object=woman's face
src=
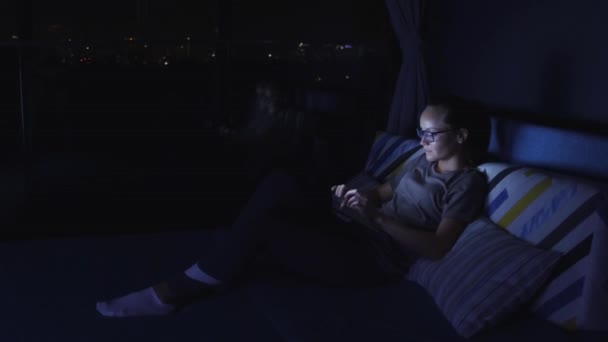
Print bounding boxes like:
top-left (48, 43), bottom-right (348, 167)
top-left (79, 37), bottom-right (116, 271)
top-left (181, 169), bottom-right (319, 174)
top-left (418, 106), bottom-right (462, 163)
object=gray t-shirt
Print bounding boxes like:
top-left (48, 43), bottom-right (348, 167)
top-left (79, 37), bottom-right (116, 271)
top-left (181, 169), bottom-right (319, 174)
top-left (381, 154), bottom-right (487, 231)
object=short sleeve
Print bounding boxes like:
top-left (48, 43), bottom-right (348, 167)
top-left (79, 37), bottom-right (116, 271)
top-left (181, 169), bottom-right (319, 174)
top-left (442, 171), bottom-right (488, 222)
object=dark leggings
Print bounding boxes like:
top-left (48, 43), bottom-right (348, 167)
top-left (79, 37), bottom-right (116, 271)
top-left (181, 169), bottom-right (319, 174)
top-left (196, 170), bottom-right (411, 287)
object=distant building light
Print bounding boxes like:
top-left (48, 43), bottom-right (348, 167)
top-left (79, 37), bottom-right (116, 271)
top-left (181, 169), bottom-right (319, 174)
top-left (144, 44), bottom-right (148, 48)
top-left (344, 44), bottom-right (352, 49)
top-left (11, 35), bottom-right (19, 40)
top-left (186, 36), bottom-right (191, 41)
top-left (299, 42), bottom-right (304, 48)
top-left (67, 38), bottom-right (72, 42)
top-left (211, 53), bottom-right (216, 58)
top-left (268, 53), bottom-right (272, 58)
top-left (345, 75), bottom-right (350, 80)
top-left (85, 46), bottom-right (90, 50)
top-left (316, 76), bottom-right (322, 82)
top-left (163, 61), bottom-right (169, 66)
top-left (180, 45), bottom-right (184, 49)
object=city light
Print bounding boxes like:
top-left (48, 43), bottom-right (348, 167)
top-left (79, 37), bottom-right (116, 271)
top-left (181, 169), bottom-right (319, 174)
top-left (345, 75), bottom-right (350, 79)
top-left (32, 33), bottom-right (367, 68)
top-left (11, 35), bottom-right (19, 40)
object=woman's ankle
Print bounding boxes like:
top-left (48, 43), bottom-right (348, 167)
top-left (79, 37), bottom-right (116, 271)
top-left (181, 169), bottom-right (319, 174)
top-left (151, 282), bottom-right (173, 305)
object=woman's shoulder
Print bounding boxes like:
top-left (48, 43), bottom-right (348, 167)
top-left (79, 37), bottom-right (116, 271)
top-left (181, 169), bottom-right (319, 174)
top-left (454, 167), bottom-right (488, 191)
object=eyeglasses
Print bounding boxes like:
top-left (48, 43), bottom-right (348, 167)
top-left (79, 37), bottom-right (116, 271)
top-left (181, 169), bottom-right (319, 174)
top-left (416, 128), bottom-right (457, 142)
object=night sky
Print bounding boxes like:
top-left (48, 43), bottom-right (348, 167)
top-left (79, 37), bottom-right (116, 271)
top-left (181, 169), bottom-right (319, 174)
top-left (2, 0), bottom-right (391, 43)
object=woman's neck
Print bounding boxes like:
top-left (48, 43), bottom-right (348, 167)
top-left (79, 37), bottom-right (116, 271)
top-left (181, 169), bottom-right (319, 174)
top-left (436, 154), bottom-right (470, 173)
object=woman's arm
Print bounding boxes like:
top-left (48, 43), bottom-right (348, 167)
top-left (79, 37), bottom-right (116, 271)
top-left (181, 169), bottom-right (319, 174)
top-left (374, 215), bottom-right (468, 261)
top-left (332, 181), bottom-right (393, 208)
top-left (341, 185), bottom-right (468, 260)
top-left (363, 181), bottom-right (393, 206)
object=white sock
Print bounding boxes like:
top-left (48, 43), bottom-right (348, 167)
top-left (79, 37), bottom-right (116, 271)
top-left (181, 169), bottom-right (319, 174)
top-left (97, 264), bottom-right (221, 317)
top-left (96, 287), bottom-right (174, 317)
top-left (184, 263), bottom-right (222, 286)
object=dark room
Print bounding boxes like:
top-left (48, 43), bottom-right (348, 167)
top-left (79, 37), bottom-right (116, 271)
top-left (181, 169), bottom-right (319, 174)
top-left (1, 0), bottom-right (607, 341)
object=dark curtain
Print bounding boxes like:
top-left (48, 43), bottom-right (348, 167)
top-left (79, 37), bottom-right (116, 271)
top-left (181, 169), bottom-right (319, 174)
top-left (384, 0), bottom-right (428, 136)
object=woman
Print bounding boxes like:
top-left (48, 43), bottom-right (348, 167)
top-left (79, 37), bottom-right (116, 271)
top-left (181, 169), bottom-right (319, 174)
top-left (96, 102), bottom-right (490, 317)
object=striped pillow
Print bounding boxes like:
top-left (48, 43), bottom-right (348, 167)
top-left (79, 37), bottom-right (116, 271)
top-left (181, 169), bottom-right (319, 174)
top-left (407, 217), bottom-right (562, 338)
top-left (478, 163), bottom-right (608, 331)
top-left (364, 131), bottom-right (422, 182)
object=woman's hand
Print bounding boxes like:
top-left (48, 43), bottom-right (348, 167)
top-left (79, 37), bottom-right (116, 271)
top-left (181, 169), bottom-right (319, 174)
top-left (331, 184), bottom-right (349, 200)
top-left (345, 189), bottom-right (380, 219)
top-left (331, 185), bottom-right (379, 219)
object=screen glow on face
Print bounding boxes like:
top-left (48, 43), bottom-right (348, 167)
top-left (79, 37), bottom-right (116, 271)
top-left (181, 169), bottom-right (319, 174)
top-left (416, 128), bottom-right (456, 143)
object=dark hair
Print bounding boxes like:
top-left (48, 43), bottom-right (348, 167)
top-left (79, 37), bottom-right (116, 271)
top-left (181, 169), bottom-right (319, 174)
top-left (425, 97), bottom-right (492, 166)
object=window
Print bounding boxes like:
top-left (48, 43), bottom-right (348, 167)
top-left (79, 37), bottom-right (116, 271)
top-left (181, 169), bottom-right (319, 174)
top-left (227, 0), bottom-right (396, 125)
top-left (7, 1), bottom-right (397, 160)
top-left (0, 1), bottom-right (17, 41)
top-left (0, 1), bottom-right (20, 159)
top-left (24, 1), bottom-right (222, 159)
